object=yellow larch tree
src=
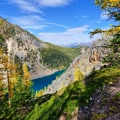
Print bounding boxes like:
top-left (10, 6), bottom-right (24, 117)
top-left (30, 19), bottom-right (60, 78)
top-left (90, 0), bottom-right (120, 37)
top-left (0, 45), bottom-right (20, 109)
top-left (74, 67), bottom-right (83, 81)
top-left (22, 63), bottom-right (31, 87)
top-left (95, 0), bottom-right (120, 9)
top-left (35, 90), bottom-right (44, 98)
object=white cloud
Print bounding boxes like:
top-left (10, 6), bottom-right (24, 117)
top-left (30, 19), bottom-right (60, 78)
top-left (7, 0), bottom-right (74, 13)
top-left (9, 0), bottom-right (42, 13)
top-left (45, 22), bottom-right (69, 29)
top-left (10, 15), bottom-right (48, 30)
top-left (10, 15), bottom-right (70, 30)
top-left (100, 11), bottom-right (109, 20)
top-left (66, 25), bottom-right (88, 33)
top-left (10, 15), bottom-right (44, 26)
top-left (35, 0), bottom-right (73, 7)
top-left (38, 25), bottom-right (99, 46)
top-left (22, 25), bottom-right (47, 30)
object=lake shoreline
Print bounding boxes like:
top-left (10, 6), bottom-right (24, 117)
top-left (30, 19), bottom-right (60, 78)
top-left (31, 69), bottom-right (66, 92)
top-left (31, 69), bottom-right (58, 80)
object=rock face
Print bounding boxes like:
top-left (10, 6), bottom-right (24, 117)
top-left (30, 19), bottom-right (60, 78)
top-left (0, 17), bottom-right (57, 79)
top-left (44, 38), bottom-right (111, 94)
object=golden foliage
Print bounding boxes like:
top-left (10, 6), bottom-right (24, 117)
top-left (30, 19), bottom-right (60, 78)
top-left (35, 90), bottom-right (44, 98)
top-left (95, 0), bottom-right (120, 9)
top-left (90, 0), bottom-right (120, 37)
top-left (74, 67), bottom-right (83, 81)
top-left (0, 47), bottom-right (19, 98)
top-left (0, 80), bottom-right (5, 98)
top-left (90, 26), bottom-right (120, 37)
top-left (22, 63), bottom-right (31, 86)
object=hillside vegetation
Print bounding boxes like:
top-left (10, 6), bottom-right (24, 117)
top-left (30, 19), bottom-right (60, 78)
top-left (46, 42), bottom-right (87, 60)
top-left (25, 66), bottom-right (120, 120)
top-left (40, 43), bottom-right (87, 69)
top-left (40, 47), bottom-right (71, 69)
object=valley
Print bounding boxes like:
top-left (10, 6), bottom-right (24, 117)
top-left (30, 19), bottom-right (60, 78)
top-left (0, 17), bottom-right (86, 79)
top-left (0, 0), bottom-right (120, 120)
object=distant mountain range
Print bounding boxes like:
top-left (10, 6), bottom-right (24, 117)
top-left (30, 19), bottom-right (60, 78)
top-left (62, 41), bottom-right (92, 48)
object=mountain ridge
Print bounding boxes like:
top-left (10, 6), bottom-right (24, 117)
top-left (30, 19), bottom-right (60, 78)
top-left (44, 37), bottom-right (111, 94)
top-left (0, 17), bottom-right (84, 79)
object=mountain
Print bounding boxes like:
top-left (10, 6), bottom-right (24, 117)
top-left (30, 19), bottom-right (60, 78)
top-left (1, 17), bottom-right (120, 120)
top-left (0, 17), bottom-right (85, 79)
top-left (25, 36), bottom-right (120, 120)
top-left (45, 42), bottom-right (88, 60)
top-left (63, 42), bottom-right (92, 48)
top-left (44, 37), bottom-right (111, 94)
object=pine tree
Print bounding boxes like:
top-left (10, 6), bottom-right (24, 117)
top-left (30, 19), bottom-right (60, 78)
top-left (0, 19), bottom-right (18, 100)
top-left (0, 19), bottom-right (33, 119)
top-left (90, 0), bottom-right (120, 66)
top-left (10, 69), bottom-right (33, 119)
top-left (103, 34), bottom-right (120, 66)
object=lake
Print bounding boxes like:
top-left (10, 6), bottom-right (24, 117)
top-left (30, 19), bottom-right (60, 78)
top-left (32, 69), bottom-right (65, 92)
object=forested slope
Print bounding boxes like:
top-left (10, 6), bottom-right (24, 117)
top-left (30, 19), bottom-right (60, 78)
top-left (40, 43), bottom-right (88, 69)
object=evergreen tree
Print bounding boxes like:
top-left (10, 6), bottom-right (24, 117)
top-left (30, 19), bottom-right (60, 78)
top-left (90, 0), bottom-right (120, 37)
top-left (0, 19), bottom-right (33, 120)
top-left (10, 64), bottom-right (33, 119)
top-left (90, 0), bottom-right (120, 66)
top-left (103, 34), bottom-right (120, 66)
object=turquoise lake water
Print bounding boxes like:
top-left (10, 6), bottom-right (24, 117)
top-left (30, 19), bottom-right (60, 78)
top-left (32, 70), bottom-right (65, 92)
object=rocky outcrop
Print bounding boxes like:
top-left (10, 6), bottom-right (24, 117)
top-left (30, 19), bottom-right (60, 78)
top-left (44, 38), bottom-right (111, 94)
top-left (5, 26), bottom-right (58, 79)
top-left (0, 17), bottom-right (57, 79)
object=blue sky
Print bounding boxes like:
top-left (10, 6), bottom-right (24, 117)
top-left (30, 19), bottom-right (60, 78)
top-left (0, 0), bottom-right (115, 46)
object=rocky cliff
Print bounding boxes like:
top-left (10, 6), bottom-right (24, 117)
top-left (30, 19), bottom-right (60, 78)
top-left (44, 38), bottom-right (111, 94)
top-left (0, 17), bottom-right (58, 79)
top-left (0, 17), bottom-right (82, 80)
